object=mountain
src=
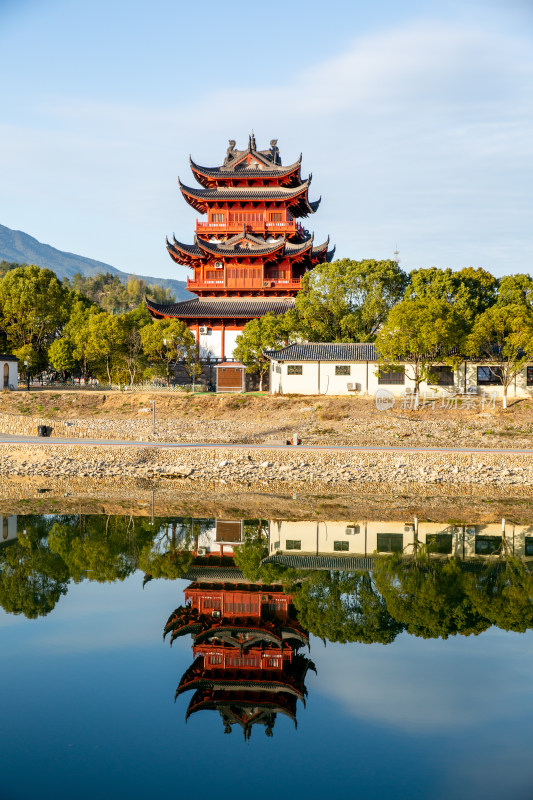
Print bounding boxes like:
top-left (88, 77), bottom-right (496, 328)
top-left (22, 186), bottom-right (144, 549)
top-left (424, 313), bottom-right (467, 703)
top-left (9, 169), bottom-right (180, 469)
top-left (0, 223), bottom-right (193, 301)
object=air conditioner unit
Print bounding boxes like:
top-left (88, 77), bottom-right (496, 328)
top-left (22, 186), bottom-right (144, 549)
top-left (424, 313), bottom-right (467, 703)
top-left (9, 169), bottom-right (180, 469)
top-left (345, 525), bottom-right (360, 535)
top-left (465, 526), bottom-right (476, 536)
top-left (214, 261), bottom-right (223, 269)
top-left (198, 326), bottom-right (209, 335)
top-left (404, 524), bottom-right (415, 533)
top-left (197, 546), bottom-right (208, 556)
top-left (211, 610), bottom-right (221, 619)
top-left (347, 383), bottom-right (361, 392)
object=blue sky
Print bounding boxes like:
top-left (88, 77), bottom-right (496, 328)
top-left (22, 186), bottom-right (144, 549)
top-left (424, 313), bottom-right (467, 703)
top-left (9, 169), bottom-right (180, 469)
top-left (1, 0), bottom-right (532, 282)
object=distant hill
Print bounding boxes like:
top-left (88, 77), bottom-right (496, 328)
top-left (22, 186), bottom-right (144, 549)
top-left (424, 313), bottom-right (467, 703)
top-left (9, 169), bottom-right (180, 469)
top-left (0, 223), bottom-right (193, 301)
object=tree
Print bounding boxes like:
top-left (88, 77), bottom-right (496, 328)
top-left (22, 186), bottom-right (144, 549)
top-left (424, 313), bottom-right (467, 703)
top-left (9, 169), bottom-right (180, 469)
top-left (84, 311), bottom-right (126, 383)
top-left (0, 265), bottom-right (71, 369)
top-left (467, 303), bottom-right (533, 408)
top-left (375, 297), bottom-right (463, 407)
top-left (140, 318), bottom-right (196, 385)
top-left (234, 313), bottom-right (292, 391)
top-left (497, 274), bottom-right (533, 309)
top-left (407, 267), bottom-right (498, 327)
top-left (48, 337), bottom-right (76, 379)
top-left (293, 259), bottom-right (408, 342)
top-left (117, 307), bottom-right (150, 385)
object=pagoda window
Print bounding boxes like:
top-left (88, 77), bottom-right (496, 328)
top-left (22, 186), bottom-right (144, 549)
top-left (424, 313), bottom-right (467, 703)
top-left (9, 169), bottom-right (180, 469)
top-left (212, 213), bottom-right (225, 223)
top-left (228, 211), bottom-right (264, 225)
top-left (269, 212), bottom-right (283, 222)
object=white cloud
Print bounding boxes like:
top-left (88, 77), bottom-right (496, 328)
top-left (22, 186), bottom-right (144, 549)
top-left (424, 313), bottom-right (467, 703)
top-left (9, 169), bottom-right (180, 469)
top-left (313, 630), bottom-right (533, 732)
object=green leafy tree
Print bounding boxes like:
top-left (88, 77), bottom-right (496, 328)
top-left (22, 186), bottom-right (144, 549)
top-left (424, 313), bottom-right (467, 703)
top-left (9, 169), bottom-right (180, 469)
top-left (116, 307), bottom-right (150, 385)
top-left (84, 311), bottom-right (126, 383)
top-left (140, 318), bottom-right (196, 385)
top-left (0, 265), bottom-right (71, 369)
top-left (376, 297), bottom-right (464, 406)
top-left (294, 259), bottom-right (408, 342)
top-left (234, 313), bottom-right (292, 390)
top-left (407, 267), bottom-right (498, 327)
top-left (467, 303), bottom-right (533, 408)
top-left (48, 336), bottom-right (77, 379)
top-left (138, 518), bottom-right (208, 579)
top-left (497, 274), bottom-right (533, 308)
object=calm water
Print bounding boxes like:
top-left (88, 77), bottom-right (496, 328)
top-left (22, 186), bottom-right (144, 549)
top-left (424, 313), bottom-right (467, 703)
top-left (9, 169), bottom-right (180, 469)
top-left (2, 511), bottom-right (533, 800)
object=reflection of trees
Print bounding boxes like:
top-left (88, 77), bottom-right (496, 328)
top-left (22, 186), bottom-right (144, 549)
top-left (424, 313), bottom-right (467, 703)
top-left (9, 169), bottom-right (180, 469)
top-left (233, 520), bottom-right (291, 584)
top-left (372, 556), bottom-right (490, 639)
top-left (0, 514), bottom-right (201, 618)
top-left (463, 557), bottom-right (533, 633)
top-left (138, 518), bottom-right (212, 579)
top-left (48, 515), bottom-right (156, 583)
top-left (290, 571), bottom-right (403, 644)
top-left (0, 516), bottom-right (69, 618)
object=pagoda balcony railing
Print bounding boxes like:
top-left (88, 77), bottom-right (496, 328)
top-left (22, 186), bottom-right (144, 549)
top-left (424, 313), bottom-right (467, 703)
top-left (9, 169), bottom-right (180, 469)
top-left (196, 221), bottom-right (304, 237)
top-left (186, 277), bottom-right (301, 291)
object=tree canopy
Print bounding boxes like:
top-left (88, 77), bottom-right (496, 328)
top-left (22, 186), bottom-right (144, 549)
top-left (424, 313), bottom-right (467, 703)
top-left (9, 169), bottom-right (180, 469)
top-left (293, 259), bottom-right (408, 342)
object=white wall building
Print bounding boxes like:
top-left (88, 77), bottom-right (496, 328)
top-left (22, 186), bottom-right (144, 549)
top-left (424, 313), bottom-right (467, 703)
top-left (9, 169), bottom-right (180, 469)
top-left (1, 356), bottom-right (18, 389)
top-left (265, 343), bottom-right (533, 399)
top-left (266, 519), bottom-right (533, 560)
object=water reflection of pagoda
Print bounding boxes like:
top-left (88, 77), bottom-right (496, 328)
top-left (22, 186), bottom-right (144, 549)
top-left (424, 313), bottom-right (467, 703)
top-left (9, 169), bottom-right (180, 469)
top-left (165, 580), bottom-right (315, 739)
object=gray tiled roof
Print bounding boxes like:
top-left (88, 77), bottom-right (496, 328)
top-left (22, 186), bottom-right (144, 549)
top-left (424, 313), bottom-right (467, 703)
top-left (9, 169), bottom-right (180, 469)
top-left (190, 156), bottom-right (302, 178)
top-left (178, 178), bottom-right (311, 201)
top-left (263, 342), bottom-right (379, 362)
top-left (146, 297), bottom-right (295, 319)
top-left (261, 554), bottom-right (377, 570)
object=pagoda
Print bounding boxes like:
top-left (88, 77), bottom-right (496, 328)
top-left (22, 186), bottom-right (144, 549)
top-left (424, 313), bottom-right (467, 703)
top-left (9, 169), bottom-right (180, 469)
top-left (165, 580), bottom-right (315, 739)
top-left (146, 134), bottom-right (334, 360)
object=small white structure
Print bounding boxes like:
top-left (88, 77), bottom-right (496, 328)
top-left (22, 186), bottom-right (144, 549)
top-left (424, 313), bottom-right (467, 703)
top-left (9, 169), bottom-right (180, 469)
top-left (265, 343), bottom-right (533, 399)
top-left (0, 355), bottom-right (18, 390)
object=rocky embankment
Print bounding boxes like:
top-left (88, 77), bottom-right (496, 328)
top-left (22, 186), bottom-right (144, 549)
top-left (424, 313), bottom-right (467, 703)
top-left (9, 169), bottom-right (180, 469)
top-left (1, 444), bottom-right (533, 495)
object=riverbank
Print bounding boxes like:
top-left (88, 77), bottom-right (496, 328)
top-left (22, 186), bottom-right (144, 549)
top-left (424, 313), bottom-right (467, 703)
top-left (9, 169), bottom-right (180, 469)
top-left (1, 442), bottom-right (533, 494)
top-left (0, 474), bottom-right (531, 523)
top-left (1, 390), bottom-right (533, 449)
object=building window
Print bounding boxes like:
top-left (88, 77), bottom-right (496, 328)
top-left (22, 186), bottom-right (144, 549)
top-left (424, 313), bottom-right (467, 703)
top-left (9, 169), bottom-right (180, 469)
top-left (335, 365), bottom-right (350, 376)
top-left (525, 537), bottom-right (533, 556)
top-left (270, 212), bottom-right (283, 222)
top-left (333, 541), bottom-right (349, 551)
top-left (428, 366), bottom-right (454, 386)
top-left (378, 368), bottom-right (405, 385)
top-left (212, 213), bottom-right (225, 223)
top-left (286, 540), bottom-right (301, 550)
top-left (426, 533), bottom-right (453, 554)
top-left (377, 533), bottom-right (403, 553)
top-left (477, 366), bottom-right (503, 385)
top-left (475, 536), bottom-right (502, 555)
top-left (527, 367), bottom-right (533, 386)
top-left (287, 365), bottom-right (303, 375)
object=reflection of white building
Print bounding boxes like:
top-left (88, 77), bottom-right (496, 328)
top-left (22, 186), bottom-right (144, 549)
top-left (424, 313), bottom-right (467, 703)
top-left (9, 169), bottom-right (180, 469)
top-left (0, 515), bottom-right (18, 544)
top-left (196, 519), bottom-right (244, 557)
top-left (266, 519), bottom-right (533, 561)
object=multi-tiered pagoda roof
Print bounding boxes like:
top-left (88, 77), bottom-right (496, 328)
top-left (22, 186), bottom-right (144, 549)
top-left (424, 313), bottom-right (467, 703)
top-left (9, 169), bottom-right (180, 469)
top-left (146, 135), bottom-right (334, 342)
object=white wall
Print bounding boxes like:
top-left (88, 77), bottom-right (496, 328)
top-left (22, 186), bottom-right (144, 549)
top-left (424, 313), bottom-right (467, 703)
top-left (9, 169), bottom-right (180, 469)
top-left (3, 361), bottom-right (17, 389)
top-left (198, 329), bottom-right (222, 359)
top-left (269, 360), bottom-right (533, 399)
top-left (267, 519), bottom-right (532, 559)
